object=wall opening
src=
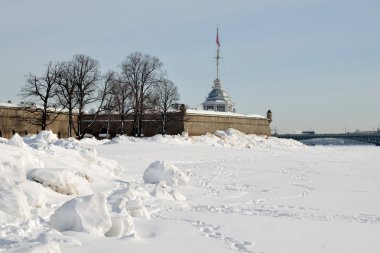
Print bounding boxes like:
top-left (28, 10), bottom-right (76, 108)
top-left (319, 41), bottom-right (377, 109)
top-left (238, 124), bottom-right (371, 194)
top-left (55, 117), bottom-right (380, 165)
top-left (12, 130), bottom-right (15, 135)
top-left (58, 131), bottom-right (61, 138)
top-left (99, 127), bottom-right (108, 138)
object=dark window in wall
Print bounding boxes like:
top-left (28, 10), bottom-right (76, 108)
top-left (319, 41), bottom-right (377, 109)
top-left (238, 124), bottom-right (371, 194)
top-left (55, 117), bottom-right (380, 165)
top-left (36, 131), bottom-right (39, 134)
top-left (58, 131), bottom-right (61, 138)
top-left (99, 127), bottom-right (109, 138)
top-left (99, 127), bottom-right (107, 134)
top-left (0, 130), bottom-right (2, 137)
top-left (12, 130), bottom-right (15, 135)
top-left (24, 130), bottom-right (28, 136)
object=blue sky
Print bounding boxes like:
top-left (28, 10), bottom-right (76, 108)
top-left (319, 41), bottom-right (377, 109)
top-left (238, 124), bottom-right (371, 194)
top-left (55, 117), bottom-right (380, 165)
top-left (1, 0), bottom-right (379, 133)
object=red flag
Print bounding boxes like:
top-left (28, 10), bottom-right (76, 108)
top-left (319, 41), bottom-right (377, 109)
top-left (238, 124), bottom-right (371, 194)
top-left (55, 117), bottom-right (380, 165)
top-left (216, 28), bottom-right (220, 47)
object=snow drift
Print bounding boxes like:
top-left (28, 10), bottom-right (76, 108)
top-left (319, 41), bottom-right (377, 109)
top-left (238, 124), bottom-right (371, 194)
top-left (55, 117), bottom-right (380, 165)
top-left (107, 128), bottom-right (304, 149)
top-left (50, 193), bottom-right (112, 236)
top-left (27, 168), bottom-right (92, 195)
top-left (143, 160), bottom-right (189, 186)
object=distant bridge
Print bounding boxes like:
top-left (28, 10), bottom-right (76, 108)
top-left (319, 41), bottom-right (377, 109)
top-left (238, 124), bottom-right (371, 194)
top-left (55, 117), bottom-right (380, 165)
top-left (275, 133), bottom-right (380, 146)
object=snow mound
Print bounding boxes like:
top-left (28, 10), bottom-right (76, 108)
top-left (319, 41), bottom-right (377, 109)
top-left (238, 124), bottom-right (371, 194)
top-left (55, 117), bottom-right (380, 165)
top-left (18, 181), bottom-right (48, 208)
top-left (147, 134), bottom-right (188, 145)
top-left (110, 135), bottom-right (136, 144)
top-left (105, 214), bottom-right (135, 237)
top-left (53, 137), bottom-right (81, 150)
top-left (50, 193), bottom-right (112, 236)
top-left (120, 128), bottom-right (304, 149)
top-left (143, 160), bottom-right (189, 186)
top-left (80, 137), bottom-right (108, 146)
top-left (80, 148), bottom-right (98, 163)
top-left (150, 181), bottom-right (186, 201)
top-left (108, 186), bottom-right (151, 218)
top-left (8, 133), bottom-right (28, 149)
top-left (191, 132), bottom-right (225, 147)
top-left (36, 130), bottom-right (58, 143)
top-left (23, 130), bottom-right (59, 150)
top-left (0, 183), bottom-right (30, 222)
top-left (0, 144), bottom-right (42, 184)
top-left (191, 128), bottom-right (305, 149)
top-left (27, 168), bottom-right (92, 195)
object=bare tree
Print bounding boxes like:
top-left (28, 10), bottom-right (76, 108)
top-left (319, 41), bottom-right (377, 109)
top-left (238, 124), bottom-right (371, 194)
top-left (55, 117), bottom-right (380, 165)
top-left (56, 55), bottom-right (114, 139)
top-left (70, 54), bottom-right (101, 137)
top-left (153, 79), bottom-right (180, 135)
top-left (120, 52), bottom-right (164, 136)
top-left (110, 75), bottom-right (133, 135)
top-left (55, 61), bottom-right (77, 137)
top-left (21, 61), bottom-right (63, 130)
top-left (79, 71), bottom-right (115, 138)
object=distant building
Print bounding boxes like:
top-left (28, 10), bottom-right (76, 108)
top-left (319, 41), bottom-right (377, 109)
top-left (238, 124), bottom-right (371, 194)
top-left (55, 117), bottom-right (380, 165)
top-left (202, 28), bottom-right (235, 113)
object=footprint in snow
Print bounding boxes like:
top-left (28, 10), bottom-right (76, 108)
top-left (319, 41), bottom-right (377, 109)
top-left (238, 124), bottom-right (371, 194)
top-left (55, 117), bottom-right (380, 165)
top-left (191, 220), bottom-right (254, 253)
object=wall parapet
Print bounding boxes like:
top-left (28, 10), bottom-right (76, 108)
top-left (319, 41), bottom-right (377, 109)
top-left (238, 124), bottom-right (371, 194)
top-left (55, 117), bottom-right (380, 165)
top-left (183, 110), bottom-right (271, 136)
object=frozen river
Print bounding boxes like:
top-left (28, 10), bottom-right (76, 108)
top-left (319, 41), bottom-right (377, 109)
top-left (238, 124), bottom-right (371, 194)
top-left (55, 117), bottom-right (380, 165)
top-left (1, 130), bottom-right (379, 253)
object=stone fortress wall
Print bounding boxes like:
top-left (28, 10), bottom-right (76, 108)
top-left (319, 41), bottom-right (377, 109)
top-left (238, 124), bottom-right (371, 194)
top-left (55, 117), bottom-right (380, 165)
top-left (0, 104), bottom-right (74, 139)
top-left (184, 112), bottom-right (271, 136)
top-left (0, 104), bottom-right (272, 139)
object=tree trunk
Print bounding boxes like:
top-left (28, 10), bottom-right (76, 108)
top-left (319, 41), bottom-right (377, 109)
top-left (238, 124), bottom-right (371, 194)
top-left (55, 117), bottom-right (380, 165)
top-left (120, 114), bottom-right (125, 135)
top-left (68, 109), bottom-right (72, 138)
top-left (162, 112), bottom-right (166, 135)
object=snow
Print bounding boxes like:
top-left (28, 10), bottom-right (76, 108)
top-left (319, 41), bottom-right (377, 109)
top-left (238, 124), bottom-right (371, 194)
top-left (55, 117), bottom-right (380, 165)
top-left (105, 214), bottom-right (135, 237)
top-left (27, 168), bottom-right (92, 195)
top-left (0, 183), bottom-right (30, 223)
top-left (108, 186), bottom-right (151, 219)
top-left (50, 193), bottom-right (112, 236)
top-left (143, 160), bottom-right (189, 186)
top-left (150, 181), bottom-right (186, 201)
top-left (186, 109), bottom-right (266, 118)
top-left (0, 102), bottom-right (20, 108)
top-left (8, 134), bottom-right (29, 149)
top-left (0, 129), bottom-right (379, 253)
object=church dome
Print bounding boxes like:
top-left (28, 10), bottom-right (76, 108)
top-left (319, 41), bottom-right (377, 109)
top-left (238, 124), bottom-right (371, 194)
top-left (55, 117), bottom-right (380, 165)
top-left (202, 79), bottom-right (235, 112)
top-left (205, 88), bottom-right (232, 103)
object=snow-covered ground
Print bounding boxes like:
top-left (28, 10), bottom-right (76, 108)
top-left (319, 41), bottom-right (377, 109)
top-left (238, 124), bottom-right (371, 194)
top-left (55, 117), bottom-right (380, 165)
top-left (0, 129), bottom-right (379, 253)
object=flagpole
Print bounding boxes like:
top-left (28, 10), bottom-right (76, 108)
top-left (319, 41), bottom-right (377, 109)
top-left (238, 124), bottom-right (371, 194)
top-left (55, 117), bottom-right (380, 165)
top-left (216, 27), bottom-right (220, 80)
